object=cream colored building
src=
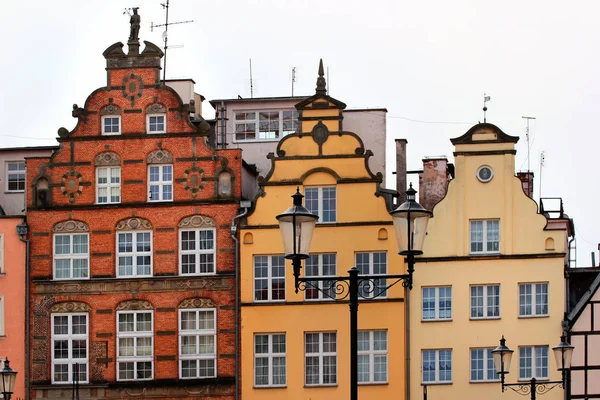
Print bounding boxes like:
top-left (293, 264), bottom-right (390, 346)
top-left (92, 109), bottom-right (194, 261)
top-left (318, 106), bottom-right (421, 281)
top-left (408, 123), bottom-right (573, 399)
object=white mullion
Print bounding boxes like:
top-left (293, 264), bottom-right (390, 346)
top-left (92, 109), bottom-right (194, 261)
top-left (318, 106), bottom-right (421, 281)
top-left (319, 333), bottom-right (324, 385)
top-left (268, 335), bottom-right (274, 386)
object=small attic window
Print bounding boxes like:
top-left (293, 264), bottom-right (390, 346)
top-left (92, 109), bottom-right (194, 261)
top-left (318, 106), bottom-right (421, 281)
top-left (102, 116), bottom-right (121, 135)
top-left (146, 104), bottom-right (167, 134)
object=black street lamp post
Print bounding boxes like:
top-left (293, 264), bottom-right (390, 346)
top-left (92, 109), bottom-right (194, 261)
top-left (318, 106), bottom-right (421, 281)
top-left (0, 358), bottom-right (18, 400)
top-left (492, 335), bottom-right (574, 400)
top-left (276, 185), bottom-right (431, 400)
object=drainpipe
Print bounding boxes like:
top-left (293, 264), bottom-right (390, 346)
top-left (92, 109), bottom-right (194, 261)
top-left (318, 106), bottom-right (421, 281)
top-left (17, 219), bottom-right (30, 400)
top-left (231, 201), bottom-right (251, 400)
top-left (405, 286), bottom-right (411, 400)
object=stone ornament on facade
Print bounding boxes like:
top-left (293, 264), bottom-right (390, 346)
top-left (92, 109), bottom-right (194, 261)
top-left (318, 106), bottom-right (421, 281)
top-left (116, 217), bottom-right (152, 231)
top-left (95, 152), bottom-right (121, 166)
top-left (147, 149), bottom-right (173, 164)
top-left (122, 73), bottom-right (144, 106)
top-left (61, 171), bottom-right (84, 203)
top-left (116, 299), bottom-right (153, 311)
top-left (178, 215), bottom-right (216, 229)
top-left (53, 220), bottom-right (90, 233)
top-left (146, 103), bottom-right (166, 114)
top-left (100, 105), bottom-right (121, 115)
top-left (183, 166), bottom-right (205, 198)
top-left (50, 301), bottom-right (91, 313)
top-left (179, 298), bottom-right (216, 309)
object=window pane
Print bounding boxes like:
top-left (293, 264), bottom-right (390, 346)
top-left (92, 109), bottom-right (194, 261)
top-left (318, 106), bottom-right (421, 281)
top-left (439, 350), bottom-right (452, 381)
top-left (438, 287), bottom-right (452, 319)
top-left (535, 284), bottom-right (548, 315)
top-left (180, 311), bottom-right (196, 331)
top-left (422, 351), bottom-right (436, 382)
top-left (423, 288), bottom-right (436, 320)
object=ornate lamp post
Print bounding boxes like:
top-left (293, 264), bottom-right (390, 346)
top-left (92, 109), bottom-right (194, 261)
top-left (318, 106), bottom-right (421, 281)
top-left (276, 184), bottom-right (431, 400)
top-left (492, 335), bottom-right (574, 400)
top-left (0, 358), bottom-right (18, 400)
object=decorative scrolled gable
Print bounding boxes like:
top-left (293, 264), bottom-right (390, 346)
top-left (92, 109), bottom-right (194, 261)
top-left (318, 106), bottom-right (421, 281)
top-left (179, 298), bottom-right (216, 309)
top-left (147, 149), bottom-right (173, 164)
top-left (100, 104), bottom-right (122, 115)
top-left (116, 217), bottom-right (152, 231)
top-left (95, 152), bottom-right (121, 166)
top-left (50, 301), bottom-right (91, 313)
top-left (146, 103), bottom-right (166, 114)
top-left (178, 215), bottom-right (216, 229)
top-left (117, 300), bottom-right (153, 311)
top-left (53, 220), bottom-right (90, 233)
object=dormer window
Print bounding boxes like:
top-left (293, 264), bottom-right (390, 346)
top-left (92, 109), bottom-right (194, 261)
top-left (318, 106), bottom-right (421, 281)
top-left (146, 104), bottom-right (167, 134)
top-left (100, 105), bottom-right (122, 135)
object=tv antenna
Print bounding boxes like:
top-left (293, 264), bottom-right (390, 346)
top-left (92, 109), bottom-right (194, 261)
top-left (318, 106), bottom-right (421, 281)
top-left (151, 0), bottom-right (193, 84)
top-left (522, 116), bottom-right (536, 173)
top-left (539, 151), bottom-right (546, 201)
top-left (249, 59), bottom-right (254, 98)
top-left (291, 67), bottom-right (297, 96)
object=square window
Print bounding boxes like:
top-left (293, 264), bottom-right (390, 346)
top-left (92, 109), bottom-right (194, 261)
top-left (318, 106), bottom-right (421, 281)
top-left (53, 234), bottom-right (89, 280)
top-left (305, 187), bottom-right (337, 223)
top-left (148, 165), bottom-right (173, 202)
top-left (519, 346), bottom-right (548, 380)
top-left (102, 116), bottom-right (121, 135)
top-left (147, 114), bottom-right (166, 133)
top-left (254, 255), bottom-right (286, 302)
top-left (117, 231), bottom-right (152, 277)
top-left (470, 220), bottom-right (500, 254)
top-left (470, 285), bottom-right (500, 319)
top-left (422, 287), bottom-right (452, 320)
top-left (422, 349), bottom-right (452, 383)
top-left (519, 283), bottom-right (549, 317)
top-left (180, 229), bottom-right (215, 275)
top-left (6, 161), bottom-right (25, 192)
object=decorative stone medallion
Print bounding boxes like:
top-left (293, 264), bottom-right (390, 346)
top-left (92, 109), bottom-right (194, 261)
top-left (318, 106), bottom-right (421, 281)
top-left (116, 217), bottom-right (153, 231)
top-left (95, 152), bottom-right (121, 166)
top-left (178, 215), bottom-right (215, 229)
top-left (147, 149), bottom-right (173, 164)
top-left (122, 73), bottom-right (144, 106)
top-left (179, 298), bottom-right (216, 309)
top-left (183, 166), bottom-right (205, 198)
top-left (61, 171), bottom-right (83, 203)
top-left (53, 220), bottom-right (89, 233)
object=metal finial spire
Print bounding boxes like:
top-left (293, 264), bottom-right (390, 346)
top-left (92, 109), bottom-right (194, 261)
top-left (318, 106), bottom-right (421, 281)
top-left (316, 59), bottom-right (327, 95)
top-left (483, 93), bottom-right (491, 123)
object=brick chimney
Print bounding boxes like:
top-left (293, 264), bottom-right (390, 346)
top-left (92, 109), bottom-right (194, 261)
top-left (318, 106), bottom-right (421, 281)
top-left (395, 139), bottom-right (408, 204)
top-left (419, 157), bottom-right (451, 211)
top-left (516, 172), bottom-right (534, 198)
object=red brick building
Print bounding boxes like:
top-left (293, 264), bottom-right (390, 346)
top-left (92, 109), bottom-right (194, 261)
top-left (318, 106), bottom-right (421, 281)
top-left (26, 14), bottom-right (240, 399)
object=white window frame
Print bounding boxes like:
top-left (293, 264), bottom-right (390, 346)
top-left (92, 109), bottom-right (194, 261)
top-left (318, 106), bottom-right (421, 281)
top-left (305, 332), bottom-right (337, 386)
top-left (51, 313), bottom-right (89, 384)
top-left (304, 253), bottom-right (337, 301)
top-left (470, 348), bottom-right (500, 382)
top-left (358, 330), bottom-right (388, 384)
top-left (518, 346), bottom-right (549, 380)
top-left (179, 228), bottom-right (216, 275)
top-left (0, 296), bottom-right (4, 337)
top-left (519, 283), bottom-right (549, 317)
top-left (355, 252), bottom-right (387, 299)
top-left (147, 114), bottom-right (166, 134)
top-left (0, 233), bottom-right (4, 273)
top-left (6, 161), bottom-right (25, 192)
top-left (53, 233), bottom-right (90, 280)
top-left (305, 186), bottom-right (337, 223)
top-left (117, 310), bottom-right (154, 381)
top-left (253, 255), bottom-right (286, 302)
top-left (179, 308), bottom-right (217, 379)
top-left (470, 284), bottom-right (500, 319)
top-left (422, 286), bottom-right (452, 321)
top-left (470, 219), bottom-right (500, 254)
top-left (101, 115), bottom-right (121, 135)
top-left (96, 166), bottom-right (121, 204)
top-left (254, 333), bottom-right (287, 387)
top-left (422, 349), bottom-right (452, 384)
top-left (116, 231), bottom-right (153, 278)
top-left (233, 109), bottom-right (299, 142)
top-left (148, 164), bottom-right (173, 202)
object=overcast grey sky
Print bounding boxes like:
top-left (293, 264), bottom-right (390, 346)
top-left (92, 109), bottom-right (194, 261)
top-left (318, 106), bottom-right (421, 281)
top-left (1, 0), bottom-right (598, 265)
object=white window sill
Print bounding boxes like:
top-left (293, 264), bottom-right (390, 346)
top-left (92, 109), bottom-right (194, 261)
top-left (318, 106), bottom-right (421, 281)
top-left (518, 377), bottom-right (549, 382)
top-left (5, 190), bottom-right (24, 194)
top-left (470, 317), bottom-right (501, 321)
top-left (421, 318), bottom-right (453, 322)
top-left (53, 277), bottom-right (91, 281)
top-left (253, 385), bottom-right (287, 389)
top-left (233, 138), bottom-right (283, 144)
top-left (518, 314), bottom-right (549, 319)
top-left (422, 381), bottom-right (452, 385)
top-left (358, 381), bottom-right (389, 386)
top-left (470, 380), bottom-right (501, 384)
top-left (304, 384), bottom-right (338, 388)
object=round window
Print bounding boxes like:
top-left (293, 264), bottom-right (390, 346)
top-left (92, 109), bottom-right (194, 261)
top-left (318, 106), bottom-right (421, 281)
top-left (477, 165), bottom-right (494, 182)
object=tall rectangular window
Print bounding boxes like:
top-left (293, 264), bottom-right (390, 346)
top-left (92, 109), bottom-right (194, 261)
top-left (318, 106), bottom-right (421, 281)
top-left (96, 167), bottom-right (121, 204)
top-left (180, 229), bottom-right (216, 275)
top-left (305, 253), bottom-right (337, 301)
top-left (305, 186), bottom-right (337, 223)
top-left (51, 313), bottom-right (88, 384)
top-left (102, 116), bottom-right (121, 135)
top-left (305, 332), bottom-right (337, 386)
top-left (358, 330), bottom-right (388, 384)
top-left (234, 110), bottom-right (298, 141)
top-left (117, 231), bottom-right (152, 277)
top-left (470, 285), bottom-right (500, 319)
top-left (356, 252), bottom-right (387, 299)
top-left (254, 333), bottom-right (286, 387)
top-left (148, 165), bottom-right (173, 201)
top-left (519, 346), bottom-right (549, 380)
top-left (117, 311), bottom-right (153, 381)
top-left (0, 296), bottom-right (4, 337)
top-left (0, 232), bottom-right (5, 274)
top-left (519, 283), bottom-right (549, 317)
top-left (54, 233), bottom-right (89, 280)
top-left (470, 348), bottom-right (499, 382)
top-left (422, 349), bottom-right (452, 383)
top-left (422, 287), bottom-right (452, 320)
top-left (6, 161), bottom-right (25, 192)
top-left (147, 114), bottom-right (166, 133)
top-left (470, 220), bottom-right (500, 254)
top-left (179, 309), bottom-right (216, 379)
top-left (254, 255), bottom-right (285, 302)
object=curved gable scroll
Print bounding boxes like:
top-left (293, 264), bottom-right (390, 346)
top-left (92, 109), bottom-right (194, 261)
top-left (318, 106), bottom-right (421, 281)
top-left (179, 298), bottom-right (216, 309)
top-left (50, 301), bottom-right (91, 313)
top-left (147, 149), bottom-right (173, 164)
top-left (116, 217), bottom-right (152, 231)
top-left (100, 105), bottom-right (121, 115)
top-left (179, 215), bottom-right (216, 229)
top-left (95, 152), bottom-right (121, 166)
top-left (53, 220), bottom-right (89, 233)
top-left (116, 300), bottom-right (153, 311)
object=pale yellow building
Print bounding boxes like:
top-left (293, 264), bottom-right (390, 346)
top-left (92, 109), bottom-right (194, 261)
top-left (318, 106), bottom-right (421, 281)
top-left (240, 62), bottom-right (407, 399)
top-left (409, 123), bottom-right (573, 399)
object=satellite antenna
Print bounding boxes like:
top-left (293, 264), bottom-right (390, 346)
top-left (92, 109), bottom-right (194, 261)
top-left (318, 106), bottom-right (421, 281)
top-left (151, 0), bottom-right (194, 84)
top-left (291, 67), bottom-right (296, 96)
